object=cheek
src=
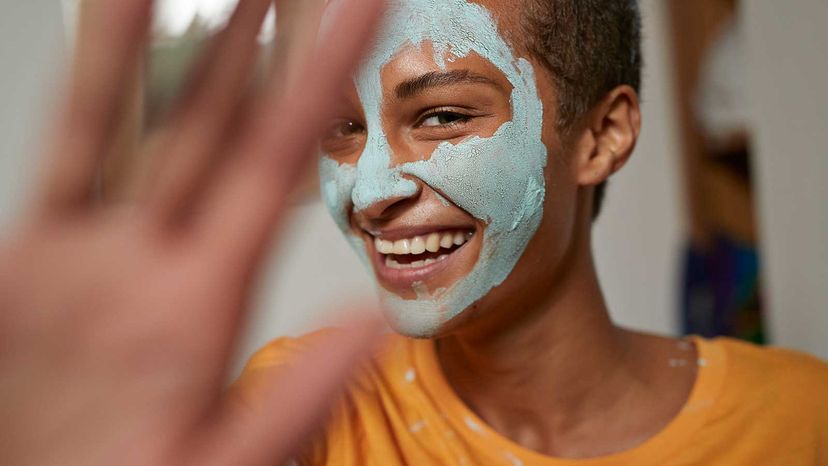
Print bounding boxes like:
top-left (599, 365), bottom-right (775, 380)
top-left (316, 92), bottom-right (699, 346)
top-left (400, 125), bottom-right (545, 235)
top-left (319, 156), bottom-right (363, 237)
top-left (519, 162), bottom-right (579, 275)
top-left (544, 143), bottom-right (581, 229)
top-left (319, 157), bottom-right (378, 268)
top-left (543, 163), bottom-right (576, 227)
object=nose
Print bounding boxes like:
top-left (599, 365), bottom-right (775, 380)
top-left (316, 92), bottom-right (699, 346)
top-left (355, 176), bottom-right (421, 220)
top-left (352, 131), bottom-right (420, 219)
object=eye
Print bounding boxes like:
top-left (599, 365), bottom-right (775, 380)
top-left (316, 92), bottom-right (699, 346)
top-left (321, 118), bottom-right (366, 157)
top-left (420, 111), bottom-right (472, 127)
top-left (328, 119), bottom-right (365, 138)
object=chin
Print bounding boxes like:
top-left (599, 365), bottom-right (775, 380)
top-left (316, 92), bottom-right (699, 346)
top-left (379, 291), bottom-right (479, 339)
top-left (380, 298), bottom-right (455, 339)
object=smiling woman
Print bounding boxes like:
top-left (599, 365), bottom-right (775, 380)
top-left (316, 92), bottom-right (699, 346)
top-left (319, 0), bottom-right (547, 337)
top-left (3, 1), bottom-right (824, 465)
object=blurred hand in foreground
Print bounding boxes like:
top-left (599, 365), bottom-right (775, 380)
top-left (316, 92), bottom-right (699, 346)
top-left (0, 0), bottom-right (384, 465)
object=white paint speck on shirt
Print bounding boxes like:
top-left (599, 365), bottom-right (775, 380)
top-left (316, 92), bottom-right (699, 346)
top-left (409, 419), bottom-right (427, 433)
top-left (503, 451), bottom-right (524, 466)
top-left (464, 417), bottom-right (484, 433)
top-left (405, 368), bottom-right (417, 383)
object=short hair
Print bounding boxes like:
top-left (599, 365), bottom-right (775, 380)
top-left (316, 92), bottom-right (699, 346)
top-left (521, 0), bottom-right (643, 220)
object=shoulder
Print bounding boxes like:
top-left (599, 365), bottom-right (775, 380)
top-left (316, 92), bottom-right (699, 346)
top-left (707, 337), bottom-right (828, 418)
top-left (716, 338), bottom-right (828, 387)
top-left (241, 330), bottom-right (334, 373)
top-left (235, 332), bottom-right (418, 465)
top-left (234, 330), bottom-right (415, 400)
top-left (229, 330), bottom-right (334, 409)
top-left (241, 329), bottom-right (414, 374)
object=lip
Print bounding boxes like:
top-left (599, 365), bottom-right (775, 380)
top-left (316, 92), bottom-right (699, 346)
top-left (366, 229), bottom-right (477, 291)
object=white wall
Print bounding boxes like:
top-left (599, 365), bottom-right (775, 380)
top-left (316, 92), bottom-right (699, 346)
top-left (743, 0), bottom-right (828, 359)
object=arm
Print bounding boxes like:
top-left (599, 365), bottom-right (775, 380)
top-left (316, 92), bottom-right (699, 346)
top-left (0, 1), bottom-right (384, 465)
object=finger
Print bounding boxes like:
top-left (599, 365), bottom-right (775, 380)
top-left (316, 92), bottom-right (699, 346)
top-left (271, 0), bottom-right (327, 93)
top-left (199, 0), bottom-right (385, 269)
top-left (188, 313), bottom-right (385, 466)
top-left (142, 0), bottom-right (273, 223)
top-left (37, 0), bottom-right (153, 214)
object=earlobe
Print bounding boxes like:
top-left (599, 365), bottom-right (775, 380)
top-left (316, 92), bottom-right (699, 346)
top-left (575, 85), bottom-right (641, 187)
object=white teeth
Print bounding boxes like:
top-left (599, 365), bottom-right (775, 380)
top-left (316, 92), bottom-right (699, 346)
top-left (410, 236), bottom-right (426, 255)
top-left (384, 253), bottom-right (452, 270)
top-left (376, 230), bottom-right (474, 262)
top-left (375, 238), bottom-right (394, 254)
top-left (426, 233), bottom-right (441, 253)
top-left (392, 239), bottom-right (411, 255)
top-left (385, 256), bottom-right (427, 270)
top-left (453, 232), bottom-right (466, 246)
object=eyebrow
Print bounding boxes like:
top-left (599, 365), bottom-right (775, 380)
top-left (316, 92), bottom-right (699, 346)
top-left (394, 70), bottom-right (499, 100)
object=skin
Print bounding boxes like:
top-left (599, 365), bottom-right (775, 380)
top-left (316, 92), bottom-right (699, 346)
top-left (0, 1), bottom-right (385, 465)
top-left (322, 0), bottom-right (699, 458)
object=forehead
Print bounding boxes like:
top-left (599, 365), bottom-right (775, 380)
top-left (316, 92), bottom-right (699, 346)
top-left (358, 0), bottom-right (520, 82)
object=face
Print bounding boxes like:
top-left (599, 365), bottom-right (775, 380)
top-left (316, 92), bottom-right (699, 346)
top-left (320, 0), bottom-right (580, 338)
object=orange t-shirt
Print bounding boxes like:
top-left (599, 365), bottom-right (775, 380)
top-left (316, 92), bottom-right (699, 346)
top-left (235, 333), bottom-right (828, 465)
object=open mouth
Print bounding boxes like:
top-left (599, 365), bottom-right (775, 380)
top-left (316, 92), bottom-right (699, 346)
top-left (366, 227), bottom-right (477, 290)
top-left (374, 230), bottom-right (474, 270)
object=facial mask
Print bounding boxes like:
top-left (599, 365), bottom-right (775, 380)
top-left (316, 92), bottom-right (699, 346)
top-left (319, 0), bottom-right (547, 337)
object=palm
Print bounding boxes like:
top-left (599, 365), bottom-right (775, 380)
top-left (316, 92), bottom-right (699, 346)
top-left (0, 1), bottom-right (383, 465)
top-left (3, 220), bottom-right (237, 465)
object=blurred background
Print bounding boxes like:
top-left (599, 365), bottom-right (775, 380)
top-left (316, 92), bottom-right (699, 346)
top-left (0, 0), bottom-right (825, 370)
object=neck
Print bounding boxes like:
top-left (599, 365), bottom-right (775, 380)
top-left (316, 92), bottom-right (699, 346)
top-left (435, 236), bottom-right (640, 453)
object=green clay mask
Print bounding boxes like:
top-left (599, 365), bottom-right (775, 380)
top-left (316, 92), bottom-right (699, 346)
top-left (319, 0), bottom-right (547, 337)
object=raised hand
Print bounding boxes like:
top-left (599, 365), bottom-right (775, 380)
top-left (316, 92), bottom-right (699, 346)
top-left (0, 1), bottom-right (383, 465)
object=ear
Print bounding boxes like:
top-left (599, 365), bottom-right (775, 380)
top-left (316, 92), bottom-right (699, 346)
top-left (573, 85), bottom-right (641, 187)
